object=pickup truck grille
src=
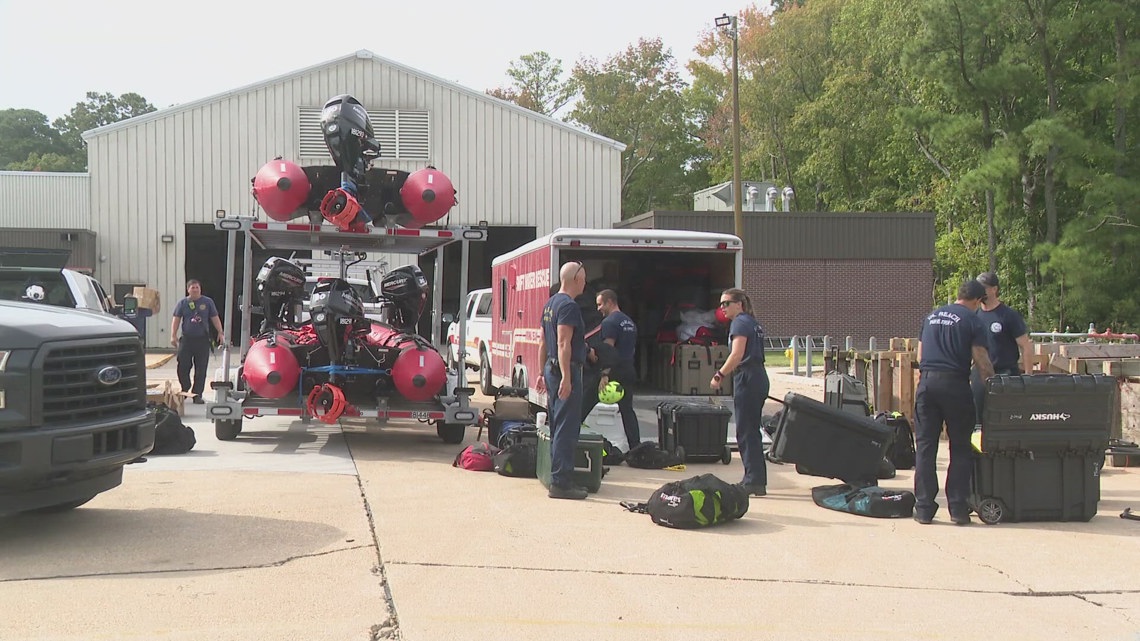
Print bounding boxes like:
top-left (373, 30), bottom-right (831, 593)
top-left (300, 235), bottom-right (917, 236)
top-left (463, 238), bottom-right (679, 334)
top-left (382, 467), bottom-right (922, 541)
top-left (41, 338), bottom-right (145, 424)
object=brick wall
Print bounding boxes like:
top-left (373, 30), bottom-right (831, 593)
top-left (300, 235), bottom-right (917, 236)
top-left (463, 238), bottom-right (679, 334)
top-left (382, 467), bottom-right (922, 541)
top-left (743, 259), bottom-right (932, 346)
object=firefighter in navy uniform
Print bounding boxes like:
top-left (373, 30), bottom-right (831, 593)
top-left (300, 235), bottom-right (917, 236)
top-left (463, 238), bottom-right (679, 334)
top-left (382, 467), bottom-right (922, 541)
top-left (536, 262), bottom-right (590, 500)
top-left (709, 288), bottom-right (769, 497)
top-left (914, 280), bottom-right (995, 525)
top-left (971, 271), bottom-right (1033, 426)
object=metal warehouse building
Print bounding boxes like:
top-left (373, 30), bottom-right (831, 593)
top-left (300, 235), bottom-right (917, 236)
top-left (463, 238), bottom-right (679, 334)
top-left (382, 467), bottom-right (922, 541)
top-left (11, 50), bottom-right (624, 347)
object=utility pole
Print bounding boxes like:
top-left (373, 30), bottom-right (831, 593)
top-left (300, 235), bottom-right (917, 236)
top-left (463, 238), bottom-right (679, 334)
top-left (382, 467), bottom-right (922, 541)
top-left (716, 13), bottom-right (744, 241)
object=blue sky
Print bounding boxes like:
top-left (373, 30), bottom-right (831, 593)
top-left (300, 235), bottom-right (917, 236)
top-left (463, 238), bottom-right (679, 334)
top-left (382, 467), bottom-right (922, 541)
top-left (0, 0), bottom-right (755, 120)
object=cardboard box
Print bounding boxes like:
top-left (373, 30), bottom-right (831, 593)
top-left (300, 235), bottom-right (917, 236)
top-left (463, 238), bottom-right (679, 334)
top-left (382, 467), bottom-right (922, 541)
top-left (132, 286), bottom-right (161, 313)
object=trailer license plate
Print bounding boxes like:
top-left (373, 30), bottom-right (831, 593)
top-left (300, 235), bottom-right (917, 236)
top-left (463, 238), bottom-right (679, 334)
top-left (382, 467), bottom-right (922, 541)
top-left (412, 411), bottom-right (430, 419)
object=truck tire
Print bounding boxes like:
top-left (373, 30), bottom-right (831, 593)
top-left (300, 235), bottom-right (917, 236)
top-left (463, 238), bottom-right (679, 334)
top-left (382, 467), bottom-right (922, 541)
top-left (437, 422), bottom-right (466, 444)
top-left (480, 351), bottom-right (497, 397)
top-left (215, 418), bottom-right (243, 441)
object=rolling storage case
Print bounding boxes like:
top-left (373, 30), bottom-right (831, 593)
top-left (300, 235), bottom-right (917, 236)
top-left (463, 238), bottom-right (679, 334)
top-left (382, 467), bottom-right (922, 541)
top-left (971, 449), bottom-right (1104, 524)
top-left (770, 392), bottom-right (893, 484)
top-left (824, 372), bottom-right (871, 416)
top-left (970, 374), bottom-right (1113, 524)
top-left (657, 401), bottom-right (733, 464)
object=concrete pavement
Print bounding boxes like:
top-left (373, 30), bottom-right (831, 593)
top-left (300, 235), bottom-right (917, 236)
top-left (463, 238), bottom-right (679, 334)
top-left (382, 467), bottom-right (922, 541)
top-left (0, 358), bottom-right (1137, 640)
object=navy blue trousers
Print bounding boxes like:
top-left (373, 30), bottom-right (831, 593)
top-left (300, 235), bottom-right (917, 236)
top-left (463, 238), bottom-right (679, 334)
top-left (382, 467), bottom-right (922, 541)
top-left (914, 371), bottom-right (976, 518)
top-left (545, 364), bottom-right (583, 488)
top-left (176, 336), bottom-right (212, 396)
top-left (733, 366), bottom-right (769, 486)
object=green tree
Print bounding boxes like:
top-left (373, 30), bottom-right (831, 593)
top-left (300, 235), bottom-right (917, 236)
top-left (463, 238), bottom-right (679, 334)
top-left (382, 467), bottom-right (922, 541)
top-left (0, 109), bottom-right (67, 169)
top-left (570, 38), bottom-right (703, 216)
top-left (486, 51), bottom-right (577, 117)
top-left (5, 152), bottom-right (84, 172)
top-left (53, 91), bottom-right (156, 167)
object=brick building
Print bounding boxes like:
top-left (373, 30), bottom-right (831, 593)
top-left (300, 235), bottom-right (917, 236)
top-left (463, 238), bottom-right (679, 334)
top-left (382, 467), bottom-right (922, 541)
top-left (615, 211), bottom-right (935, 345)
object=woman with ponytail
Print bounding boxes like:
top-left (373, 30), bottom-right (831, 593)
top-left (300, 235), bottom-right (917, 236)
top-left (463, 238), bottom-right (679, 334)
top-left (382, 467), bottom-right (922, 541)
top-left (710, 287), bottom-right (770, 496)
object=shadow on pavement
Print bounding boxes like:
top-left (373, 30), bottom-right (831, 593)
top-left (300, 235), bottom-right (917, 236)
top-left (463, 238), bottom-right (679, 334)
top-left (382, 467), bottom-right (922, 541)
top-left (0, 507), bottom-right (349, 581)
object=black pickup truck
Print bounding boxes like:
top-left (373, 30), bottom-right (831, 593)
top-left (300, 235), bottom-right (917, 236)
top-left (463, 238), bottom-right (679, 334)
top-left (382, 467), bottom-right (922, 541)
top-left (0, 300), bottom-right (155, 514)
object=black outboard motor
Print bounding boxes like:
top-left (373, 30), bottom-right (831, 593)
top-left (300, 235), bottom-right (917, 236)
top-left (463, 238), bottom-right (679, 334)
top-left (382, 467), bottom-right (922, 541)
top-left (320, 94), bottom-right (380, 187)
top-left (379, 265), bottom-right (429, 333)
top-left (309, 278), bottom-right (368, 365)
top-left (255, 257), bottom-right (306, 333)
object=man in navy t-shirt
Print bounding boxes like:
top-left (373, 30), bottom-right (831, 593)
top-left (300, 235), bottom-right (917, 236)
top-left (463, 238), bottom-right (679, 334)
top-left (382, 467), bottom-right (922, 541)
top-left (914, 280), bottom-right (994, 526)
top-left (585, 289), bottom-right (640, 447)
top-left (536, 261), bottom-right (589, 500)
top-left (169, 279), bottom-right (225, 404)
top-left (972, 271), bottom-right (1032, 423)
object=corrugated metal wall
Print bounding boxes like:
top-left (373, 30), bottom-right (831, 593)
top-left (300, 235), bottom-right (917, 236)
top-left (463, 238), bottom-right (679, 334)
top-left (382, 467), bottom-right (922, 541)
top-left (0, 171), bottom-right (90, 228)
top-left (0, 228), bottom-right (97, 272)
top-left (617, 210), bottom-right (935, 260)
top-left (82, 51), bottom-right (623, 346)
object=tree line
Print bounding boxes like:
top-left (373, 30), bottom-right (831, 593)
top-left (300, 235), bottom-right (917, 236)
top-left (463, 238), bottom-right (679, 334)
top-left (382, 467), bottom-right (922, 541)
top-left (487, 0), bottom-right (1140, 333)
top-left (0, 92), bottom-right (156, 171)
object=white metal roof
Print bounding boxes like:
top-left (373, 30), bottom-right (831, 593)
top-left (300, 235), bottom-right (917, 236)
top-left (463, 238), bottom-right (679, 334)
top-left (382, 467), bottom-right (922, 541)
top-left (82, 50), bottom-right (626, 152)
top-left (492, 227), bottom-right (743, 266)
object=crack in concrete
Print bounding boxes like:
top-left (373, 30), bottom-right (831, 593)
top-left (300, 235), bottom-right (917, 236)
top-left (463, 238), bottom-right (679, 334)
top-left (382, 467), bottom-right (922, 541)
top-left (925, 538), bottom-right (1033, 592)
top-left (0, 544), bottom-right (372, 583)
top-left (1073, 594), bottom-right (1140, 627)
top-left (389, 559), bottom-right (1140, 600)
top-left (345, 438), bottom-right (403, 641)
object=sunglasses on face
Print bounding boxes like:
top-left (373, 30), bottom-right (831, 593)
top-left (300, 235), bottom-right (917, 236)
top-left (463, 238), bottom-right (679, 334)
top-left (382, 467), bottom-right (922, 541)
top-left (719, 300), bottom-right (736, 308)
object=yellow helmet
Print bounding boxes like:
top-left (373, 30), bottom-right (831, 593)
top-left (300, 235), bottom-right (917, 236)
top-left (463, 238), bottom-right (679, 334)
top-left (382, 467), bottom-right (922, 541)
top-left (598, 380), bottom-right (625, 404)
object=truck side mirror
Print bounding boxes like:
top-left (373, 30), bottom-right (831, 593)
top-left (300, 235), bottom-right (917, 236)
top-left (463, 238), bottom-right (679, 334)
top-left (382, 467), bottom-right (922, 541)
top-left (441, 313), bottom-right (456, 325)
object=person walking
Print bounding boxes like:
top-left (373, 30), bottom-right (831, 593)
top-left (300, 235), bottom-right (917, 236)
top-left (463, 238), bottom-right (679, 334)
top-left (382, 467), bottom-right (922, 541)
top-left (914, 280), bottom-right (995, 525)
top-left (170, 279), bottom-right (224, 404)
top-left (709, 288), bottom-right (769, 497)
top-left (972, 271), bottom-right (1033, 425)
top-left (536, 262), bottom-right (589, 500)
top-left (581, 289), bottom-right (641, 448)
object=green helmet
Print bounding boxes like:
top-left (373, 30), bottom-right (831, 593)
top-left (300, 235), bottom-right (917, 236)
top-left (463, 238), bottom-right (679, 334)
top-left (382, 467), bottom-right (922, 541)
top-left (598, 380), bottom-right (625, 404)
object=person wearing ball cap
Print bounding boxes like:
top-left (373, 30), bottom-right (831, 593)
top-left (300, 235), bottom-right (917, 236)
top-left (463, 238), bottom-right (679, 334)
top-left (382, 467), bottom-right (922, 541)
top-left (914, 279), bottom-right (994, 525)
top-left (971, 271), bottom-right (1032, 427)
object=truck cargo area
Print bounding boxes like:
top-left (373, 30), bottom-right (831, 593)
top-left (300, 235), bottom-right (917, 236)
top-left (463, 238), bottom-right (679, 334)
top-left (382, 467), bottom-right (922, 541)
top-left (558, 246), bottom-right (739, 397)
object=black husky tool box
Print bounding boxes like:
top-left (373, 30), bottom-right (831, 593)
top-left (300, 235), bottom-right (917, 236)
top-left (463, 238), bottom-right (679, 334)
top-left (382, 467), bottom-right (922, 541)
top-left (971, 449), bottom-right (1104, 524)
top-left (980, 374), bottom-right (1115, 452)
top-left (657, 401), bottom-right (733, 464)
top-left (770, 392), bottom-right (893, 484)
top-left (970, 374), bottom-right (1113, 524)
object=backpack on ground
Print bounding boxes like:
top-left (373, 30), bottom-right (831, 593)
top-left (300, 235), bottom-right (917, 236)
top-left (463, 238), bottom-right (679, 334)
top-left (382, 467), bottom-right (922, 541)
top-left (151, 404), bottom-right (196, 455)
top-left (811, 483), bottom-right (916, 518)
top-left (602, 438), bottom-right (626, 465)
top-left (624, 442), bottom-right (684, 469)
top-left (875, 412), bottom-right (916, 470)
top-left (625, 474), bottom-right (750, 529)
top-left (453, 442), bottom-right (499, 471)
top-left (493, 442), bottom-right (538, 478)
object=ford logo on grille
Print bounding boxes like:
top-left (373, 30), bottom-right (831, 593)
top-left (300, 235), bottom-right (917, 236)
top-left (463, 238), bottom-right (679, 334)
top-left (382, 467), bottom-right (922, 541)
top-left (96, 366), bottom-right (123, 386)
